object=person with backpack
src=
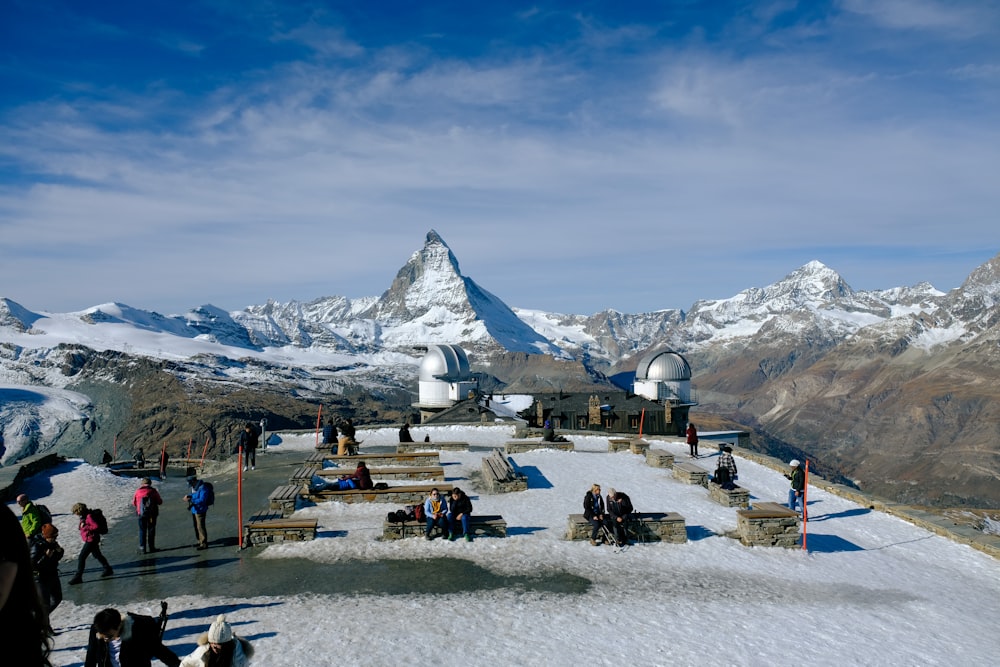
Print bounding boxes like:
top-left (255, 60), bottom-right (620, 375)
top-left (132, 477), bottom-right (163, 554)
top-left (30, 523), bottom-right (64, 614)
top-left (606, 488), bottom-right (634, 547)
top-left (69, 503), bottom-right (113, 585)
top-left (16, 494), bottom-right (49, 539)
top-left (85, 607), bottom-right (180, 667)
top-left (185, 475), bottom-right (213, 550)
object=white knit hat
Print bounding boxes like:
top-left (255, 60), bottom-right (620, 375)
top-left (207, 615), bottom-right (233, 643)
top-left (789, 459), bottom-right (800, 468)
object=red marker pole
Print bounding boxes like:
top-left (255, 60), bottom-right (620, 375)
top-left (237, 441), bottom-right (244, 549)
top-left (315, 404), bottom-right (323, 447)
top-left (802, 460), bottom-right (810, 551)
top-left (200, 435), bottom-right (210, 468)
top-left (159, 440), bottom-right (167, 478)
top-left (638, 408), bottom-right (645, 438)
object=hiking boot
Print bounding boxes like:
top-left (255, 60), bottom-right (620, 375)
top-left (465, 534), bottom-right (472, 542)
top-left (448, 534), bottom-right (457, 541)
top-left (589, 539), bottom-right (598, 546)
top-left (68, 576), bottom-right (82, 585)
top-left (101, 568), bottom-right (114, 578)
top-left (425, 533), bottom-right (432, 540)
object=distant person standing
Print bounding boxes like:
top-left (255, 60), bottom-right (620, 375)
top-left (0, 430), bottom-right (6, 464)
top-left (398, 422), bottom-right (414, 443)
top-left (185, 475), bottom-right (213, 550)
top-left (132, 477), bottom-right (163, 554)
top-left (30, 523), bottom-right (64, 614)
top-left (69, 503), bottom-right (113, 585)
top-left (239, 423), bottom-right (259, 471)
top-left (133, 448), bottom-right (146, 468)
top-left (787, 459), bottom-right (806, 516)
top-left (686, 423), bottom-right (699, 458)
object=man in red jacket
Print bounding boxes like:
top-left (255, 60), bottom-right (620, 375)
top-left (132, 477), bottom-right (163, 554)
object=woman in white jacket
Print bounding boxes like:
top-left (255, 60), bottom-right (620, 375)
top-left (180, 615), bottom-right (254, 667)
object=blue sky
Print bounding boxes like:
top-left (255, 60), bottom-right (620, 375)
top-left (1, 1), bottom-right (998, 316)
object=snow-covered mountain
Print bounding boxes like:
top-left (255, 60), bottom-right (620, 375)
top-left (3, 232), bottom-right (1000, 507)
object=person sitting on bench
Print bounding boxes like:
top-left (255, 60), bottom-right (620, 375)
top-left (606, 488), bottom-right (633, 546)
top-left (583, 484), bottom-right (606, 546)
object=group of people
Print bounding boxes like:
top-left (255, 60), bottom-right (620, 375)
top-left (322, 417), bottom-right (360, 455)
top-left (423, 487), bottom-right (474, 542)
top-left (312, 461), bottom-right (375, 492)
top-left (583, 484), bottom-right (635, 547)
top-left (3, 504), bottom-right (251, 666)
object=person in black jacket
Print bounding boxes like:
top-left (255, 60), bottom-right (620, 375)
top-left (606, 488), bottom-right (634, 547)
top-left (322, 418), bottom-right (337, 445)
top-left (398, 422), bottom-right (414, 443)
top-left (30, 523), bottom-right (64, 614)
top-left (85, 607), bottom-right (179, 667)
top-left (447, 487), bottom-right (474, 542)
top-left (583, 484), bottom-right (606, 546)
top-left (238, 423), bottom-right (259, 472)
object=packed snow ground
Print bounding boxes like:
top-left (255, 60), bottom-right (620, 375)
top-left (17, 425), bottom-right (1000, 667)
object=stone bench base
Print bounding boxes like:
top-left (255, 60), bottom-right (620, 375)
top-left (482, 450), bottom-right (527, 493)
top-left (608, 438), bottom-right (633, 453)
top-left (396, 441), bottom-right (469, 453)
top-left (268, 484), bottom-right (304, 517)
top-left (737, 502), bottom-right (800, 547)
top-left (505, 440), bottom-right (574, 454)
top-left (672, 460), bottom-right (709, 487)
top-left (243, 511), bottom-right (317, 546)
top-left (306, 483), bottom-right (454, 505)
top-left (566, 513), bottom-right (687, 544)
top-left (708, 483), bottom-right (750, 508)
top-left (305, 452), bottom-right (441, 467)
top-left (646, 451), bottom-right (675, 469)
top-left (381, 515), bottom-right (507, 540)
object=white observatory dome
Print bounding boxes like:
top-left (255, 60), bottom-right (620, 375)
top-left (419, 344), bottom-right (471, 382)
top-left (635, 350), bottom-right (691, 382)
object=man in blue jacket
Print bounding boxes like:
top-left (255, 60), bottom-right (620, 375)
top-left (184, 475), bottom-right (211, 550)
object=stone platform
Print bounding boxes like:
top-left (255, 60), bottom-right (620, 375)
top-left (566, 512), bottom-right (687, 544)
top-left (672, 460), bottom-right (709, 486)
top-left (708, 483), bottom-right (751, 508)
top-left (243, 510), bottom-right (318, 546)
top-left (505, 440), bottom-right (574, 454)
top-left (381, 515), bottom-right (507, 540)
top-left (396, 441), bottom-right (469, 453)
top-left (646, 450), bottom-right (675, 469)
top-left (737, 502), bottom-right (800, 547)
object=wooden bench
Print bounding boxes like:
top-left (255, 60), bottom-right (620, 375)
top-left (645, 450), bottom-right (675, 469)
top-left (315, 438), bottom-right (363, 451)
top-left (382, 515), bottom-right (507, 540)
top-left (396, 441), bottom-right (469, 453)
top-left (305, 451), bottom-right (441, 467)
top-left (482, 450), bottom-right (527, 493)
top-left (301, 466), bottom-right (446, 483)
top-left (505, 439), bottom-right (574, 454)
top-left (566, 512), bottom-right (687, 544)
top-left (243, 510), bottom-right (318, 546)
top-left (268, 484), bottom-right (304, 517)
top-left (305, 483), bottom-right (454, 505)
top-left (672, 460), bottom-right (709, 487)
top-left (736, 502), bottom-right (800, 547)
top-left (707, 481), bottom-right (750, 508)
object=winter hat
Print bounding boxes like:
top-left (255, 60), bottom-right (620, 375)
top-left (789, 459), bottom-right (800, 468)
top-left (207, 615), bottom-right (233, 644)
top-left (140, 477), bottom-right (152, 486)
top-left (41, 524), bottom-right (58, 539)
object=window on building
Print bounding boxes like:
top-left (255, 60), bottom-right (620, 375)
top-left (629, 415), bottom-right (640, 430)
top-left (577, 416), bottom-right (588, 429)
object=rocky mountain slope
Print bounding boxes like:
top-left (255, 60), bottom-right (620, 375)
top-left (2, 232), bottom-right (999, 507)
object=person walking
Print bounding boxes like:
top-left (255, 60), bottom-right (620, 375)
top-left (239, 423), bottom-right (259, 471)
top-left (85, 607), bottom-right (180, 667)
top-left (179, 614), bottom-right (254, 667)
top-left (185, 475), bottom-right (212, 550)
top-left (30, 523), bottom-right (64, 615)
top-left (686, 422), bottom-right (699, 458)
top-left (68, 503), bottom-right (113, 585)
top-left (787, 459), bottom-right (806, 516)
top-left (132, 477), bottom-right (163, 554)
top-left (16, 493), bottom-right (47, 539)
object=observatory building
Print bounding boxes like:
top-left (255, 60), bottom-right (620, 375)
top-left (414, 344), bottom-right (478, 422)
top-left (633, 349), bottom-right (692, 404)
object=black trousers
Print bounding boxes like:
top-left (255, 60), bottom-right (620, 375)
top-left (76, 540), bottom-right (111, 576)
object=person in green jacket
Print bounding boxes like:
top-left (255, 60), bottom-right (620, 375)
top-left (16, 494), bottom-right (45, 539)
